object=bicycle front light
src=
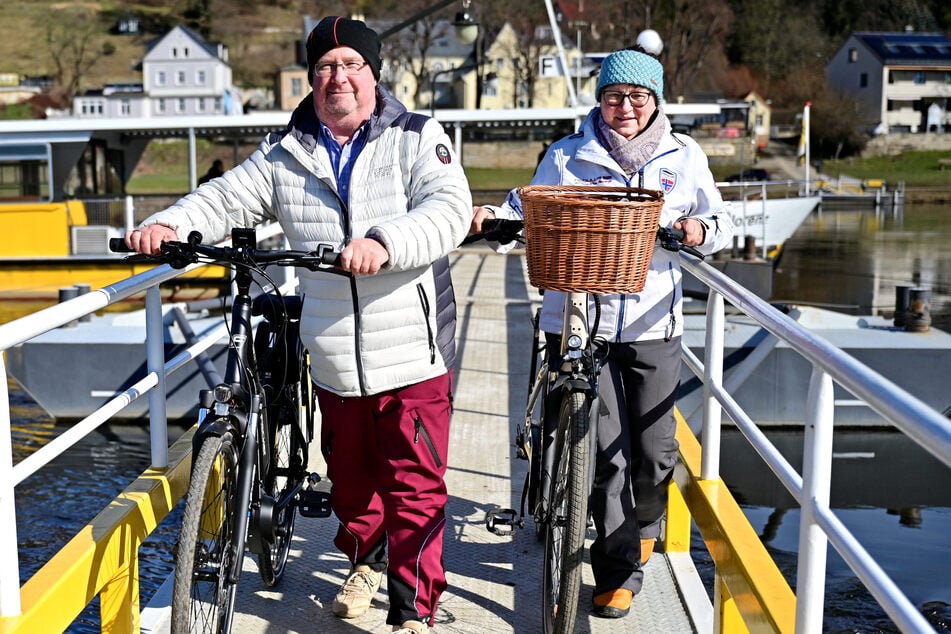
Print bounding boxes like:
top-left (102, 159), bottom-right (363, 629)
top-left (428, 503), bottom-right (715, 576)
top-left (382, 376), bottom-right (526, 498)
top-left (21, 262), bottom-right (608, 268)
top-left (213, 384), bottom-right (234, 404)
top-left (566, 334), bottom-right (584, 359)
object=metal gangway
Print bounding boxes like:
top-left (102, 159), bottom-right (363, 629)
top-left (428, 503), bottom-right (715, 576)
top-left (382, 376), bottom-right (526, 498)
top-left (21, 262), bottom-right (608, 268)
top-left (0, 231), bottom-right (949, 632)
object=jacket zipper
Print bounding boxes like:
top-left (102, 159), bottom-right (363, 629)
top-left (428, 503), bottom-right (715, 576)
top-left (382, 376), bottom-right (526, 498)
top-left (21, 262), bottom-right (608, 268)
top-left (413, 414), bottom-right (443, 468)
top-left (417, 284), bottom-right (436, 363)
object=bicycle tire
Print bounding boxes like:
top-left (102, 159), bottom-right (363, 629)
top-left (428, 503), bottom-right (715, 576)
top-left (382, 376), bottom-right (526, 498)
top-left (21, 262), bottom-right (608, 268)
top-left (257, 348), bottom-right (309, 586)
top-left (542, 390), bottom-right (591, 634)
top-left (172, 430), bottom-right (240, 634)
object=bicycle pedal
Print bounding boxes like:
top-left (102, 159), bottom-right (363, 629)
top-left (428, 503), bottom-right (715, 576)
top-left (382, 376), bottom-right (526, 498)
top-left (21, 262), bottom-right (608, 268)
top-left (298, 477), bottom-right (332, 518)
top-left (484, 508), bottom-right (522, 536)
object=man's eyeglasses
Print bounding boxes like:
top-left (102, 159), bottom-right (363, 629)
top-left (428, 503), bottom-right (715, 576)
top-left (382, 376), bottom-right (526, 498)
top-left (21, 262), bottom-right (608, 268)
top-left (601, 90), bottom-right (653, 107)
top-left (314, 60), bottom-right (367, 78)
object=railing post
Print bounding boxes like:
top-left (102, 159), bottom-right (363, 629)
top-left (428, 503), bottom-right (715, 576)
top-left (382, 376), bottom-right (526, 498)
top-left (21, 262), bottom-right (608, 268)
top-left (145, 286), bottom-right (169, 469)
top-left (701, 291), bottom-right (725, 480)
top-left (0, 357), bottom-right (22, 616)
top-left (124, 195), bottom-right (135, 232)
top-left (796, 367), bottom-right (834, 633)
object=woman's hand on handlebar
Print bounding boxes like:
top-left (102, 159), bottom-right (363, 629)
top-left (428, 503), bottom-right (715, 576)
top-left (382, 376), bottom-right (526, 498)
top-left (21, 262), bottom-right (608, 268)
top-left (470, 206), bottom-right (496, 236)
top-left (125, 224), bottom-right (178, 255)
top-left (673, 217), bottom-right (705, 247)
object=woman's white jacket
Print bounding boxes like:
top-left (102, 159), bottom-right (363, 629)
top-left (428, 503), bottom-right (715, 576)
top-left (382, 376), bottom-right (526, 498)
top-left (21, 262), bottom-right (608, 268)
top-left (140, 89), bottom-right (472, 396)
top-left (488, 109), bottom-right (734, 343)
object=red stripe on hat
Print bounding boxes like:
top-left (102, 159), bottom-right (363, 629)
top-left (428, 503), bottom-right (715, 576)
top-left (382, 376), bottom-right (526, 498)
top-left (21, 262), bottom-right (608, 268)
top-left (332, 16), bottom-right (342, 45)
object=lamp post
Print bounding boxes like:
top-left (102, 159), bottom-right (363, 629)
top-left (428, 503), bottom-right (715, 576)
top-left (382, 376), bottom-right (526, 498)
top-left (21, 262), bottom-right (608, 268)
top-left (452, 1), bottom-right (483, 109)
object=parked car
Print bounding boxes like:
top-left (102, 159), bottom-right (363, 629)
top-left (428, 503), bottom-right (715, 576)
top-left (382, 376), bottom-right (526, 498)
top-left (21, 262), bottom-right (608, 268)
top-left (725, 168), bottom-right (770, 182)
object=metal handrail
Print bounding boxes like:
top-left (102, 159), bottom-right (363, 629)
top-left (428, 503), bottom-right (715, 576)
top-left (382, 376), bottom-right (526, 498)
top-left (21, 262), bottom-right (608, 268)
top-left (0, 221), bottom-right (285, 616)
top-left (681, 252), bottom-right (950, 633)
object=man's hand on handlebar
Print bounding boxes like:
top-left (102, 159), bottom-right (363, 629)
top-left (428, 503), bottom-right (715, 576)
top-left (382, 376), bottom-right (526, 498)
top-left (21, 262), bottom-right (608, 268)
top-left (125, 224), bottom-right (178, 255)
top-left (339, 237), bottom-right (389, 276)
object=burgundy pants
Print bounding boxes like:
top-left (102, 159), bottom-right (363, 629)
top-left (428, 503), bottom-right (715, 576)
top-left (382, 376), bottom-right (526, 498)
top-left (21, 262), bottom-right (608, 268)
top-left (317, 372), bottom-right (452, 627)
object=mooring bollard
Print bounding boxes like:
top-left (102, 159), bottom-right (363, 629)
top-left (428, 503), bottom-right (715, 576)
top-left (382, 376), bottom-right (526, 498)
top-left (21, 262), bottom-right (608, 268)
top-left (59, 287), bottom-right (79, 327)
top-left (75, 284), bottom-right (92, 322)
top-left (904, 287), bottom-right (932, 332)
top-left (893, 284), bottom-right (913, 328)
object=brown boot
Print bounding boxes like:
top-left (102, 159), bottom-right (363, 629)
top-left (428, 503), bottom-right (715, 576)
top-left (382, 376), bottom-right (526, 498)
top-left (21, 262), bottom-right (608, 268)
top-left (592, 588), bottom-right (634, 618)
top-left (640, 537), bottom-right (656, 565)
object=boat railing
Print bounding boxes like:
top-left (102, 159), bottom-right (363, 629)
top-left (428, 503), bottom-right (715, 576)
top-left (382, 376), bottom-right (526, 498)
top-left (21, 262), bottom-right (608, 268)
top-left (0, 221), bottom-right (286, 626)
top-left (679, 254), bottom-right (951, 632)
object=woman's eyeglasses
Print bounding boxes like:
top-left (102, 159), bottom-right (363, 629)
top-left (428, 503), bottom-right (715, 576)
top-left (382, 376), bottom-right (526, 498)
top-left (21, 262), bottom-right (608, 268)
top-left (314, 60), bottom-right (367, 78)
top-left (601, 90), bottom-right (653, 107)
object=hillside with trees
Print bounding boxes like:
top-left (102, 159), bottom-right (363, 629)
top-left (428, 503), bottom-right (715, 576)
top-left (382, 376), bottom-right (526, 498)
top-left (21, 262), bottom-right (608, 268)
top-left (0, 0), bottom-right (948, 157)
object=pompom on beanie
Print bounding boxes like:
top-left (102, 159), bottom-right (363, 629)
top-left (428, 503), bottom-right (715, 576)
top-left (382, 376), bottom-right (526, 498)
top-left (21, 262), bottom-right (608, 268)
top-left (306, 16), bottom-right (382, 80)
top-left (596, 49), bottom-right (664, 105)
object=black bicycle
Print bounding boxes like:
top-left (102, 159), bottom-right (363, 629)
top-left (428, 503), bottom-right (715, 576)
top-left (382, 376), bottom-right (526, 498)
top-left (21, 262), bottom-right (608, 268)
top-left (475, 218), bottom-right (702, 634)
top-left (112, 227), bottom-right (338, 633)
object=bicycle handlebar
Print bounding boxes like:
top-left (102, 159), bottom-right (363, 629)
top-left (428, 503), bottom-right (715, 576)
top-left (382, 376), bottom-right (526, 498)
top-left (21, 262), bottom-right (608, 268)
top-left (465, 218), bottom-right (704, 259)
top-left (109, 231), bottom-right (342, 270)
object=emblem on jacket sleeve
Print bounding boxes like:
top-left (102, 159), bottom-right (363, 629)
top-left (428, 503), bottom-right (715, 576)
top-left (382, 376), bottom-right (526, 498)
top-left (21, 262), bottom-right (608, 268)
top-left (435, 144), bottom-right (452, 164)
top-left (659, 168), bottom-right (676, 194)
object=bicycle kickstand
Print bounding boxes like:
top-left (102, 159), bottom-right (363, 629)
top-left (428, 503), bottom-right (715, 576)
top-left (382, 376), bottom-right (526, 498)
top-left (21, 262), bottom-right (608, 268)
top-left (484, 507), bottom-right (523, 536)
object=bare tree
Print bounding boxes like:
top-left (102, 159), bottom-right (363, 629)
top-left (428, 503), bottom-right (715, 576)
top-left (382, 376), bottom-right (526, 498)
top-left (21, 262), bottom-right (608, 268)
top-left (46, 8), bottom-right (114, 106)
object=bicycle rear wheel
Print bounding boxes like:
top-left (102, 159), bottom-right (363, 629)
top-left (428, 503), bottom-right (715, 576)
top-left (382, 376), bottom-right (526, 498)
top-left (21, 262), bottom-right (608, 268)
top-left (542, 390), bottom-right (591, 634)
top-left (257, 350), bottom-right (310, 586)
top-left (172, 429), bottom-right (240, 634)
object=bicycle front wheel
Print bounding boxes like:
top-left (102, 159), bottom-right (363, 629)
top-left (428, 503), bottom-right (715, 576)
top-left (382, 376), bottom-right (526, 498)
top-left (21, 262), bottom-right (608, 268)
top-left (172, 430), bottom-right (240, 634)
top-left (542, 390), bottom-right (591, 634)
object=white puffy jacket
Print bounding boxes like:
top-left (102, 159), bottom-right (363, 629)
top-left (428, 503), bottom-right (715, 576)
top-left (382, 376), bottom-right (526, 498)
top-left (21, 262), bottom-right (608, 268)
top-left (487, 109), bottom-right (733, 343)
top-left (142, 89), bottom-right (472, 396)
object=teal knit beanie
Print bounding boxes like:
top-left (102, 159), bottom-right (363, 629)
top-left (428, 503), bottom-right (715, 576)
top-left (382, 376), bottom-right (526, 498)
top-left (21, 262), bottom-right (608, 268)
top-left (596, 49), bottom-right (665, 105)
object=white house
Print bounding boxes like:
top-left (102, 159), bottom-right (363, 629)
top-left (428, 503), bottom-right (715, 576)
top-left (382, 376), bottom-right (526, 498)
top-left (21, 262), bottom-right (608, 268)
top-left (826, 31), bottom-right (951, 134)
top-left (73, 25), bottom-right (239, 118)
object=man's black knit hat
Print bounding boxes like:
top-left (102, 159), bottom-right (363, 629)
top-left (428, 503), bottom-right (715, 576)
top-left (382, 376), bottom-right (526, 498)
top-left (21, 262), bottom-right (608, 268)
top-left (306, 16), bottom-right (382, 80)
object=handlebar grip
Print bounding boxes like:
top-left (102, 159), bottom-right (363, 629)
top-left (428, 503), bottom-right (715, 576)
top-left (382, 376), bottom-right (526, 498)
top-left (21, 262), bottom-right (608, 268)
top-left (109, 237), bottom-right (134, 253)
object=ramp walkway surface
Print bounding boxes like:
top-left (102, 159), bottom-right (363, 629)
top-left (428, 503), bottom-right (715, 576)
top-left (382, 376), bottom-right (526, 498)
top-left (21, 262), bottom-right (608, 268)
top-left (143, 247), bottom-right (704, 633)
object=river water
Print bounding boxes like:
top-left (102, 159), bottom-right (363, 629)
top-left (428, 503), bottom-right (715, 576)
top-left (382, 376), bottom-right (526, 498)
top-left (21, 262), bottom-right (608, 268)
top-left (5, 202), bottom-right (951, 631)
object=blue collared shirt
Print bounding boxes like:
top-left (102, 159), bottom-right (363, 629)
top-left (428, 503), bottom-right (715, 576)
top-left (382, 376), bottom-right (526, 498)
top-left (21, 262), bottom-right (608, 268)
top-left (319, 120), bottom-right (370, 205)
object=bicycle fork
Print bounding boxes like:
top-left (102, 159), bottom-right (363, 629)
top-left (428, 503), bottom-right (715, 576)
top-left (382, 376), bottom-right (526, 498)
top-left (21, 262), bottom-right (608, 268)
top-left (227, 395), bottom-right (262, 585)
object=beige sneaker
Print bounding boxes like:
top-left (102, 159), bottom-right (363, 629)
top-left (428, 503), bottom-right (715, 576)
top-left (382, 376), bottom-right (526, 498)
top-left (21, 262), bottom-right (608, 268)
top-left (332, 564), bottom-right (383, 618)
top-left (392, 620), bottom-right (429, 634)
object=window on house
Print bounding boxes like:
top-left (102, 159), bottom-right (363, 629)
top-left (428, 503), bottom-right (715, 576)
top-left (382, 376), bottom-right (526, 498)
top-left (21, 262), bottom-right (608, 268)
top-left (197, 70), bottom-right (206, 85)
top-left (176, 70), bottom-right (186, 85)
top-left (156, 71), bottom-right (166, 86)
top-left (172, 48), bottom-right (177, 58)
top-left (914, 71), bottom-right (925, 84)
top-left (214, 97), bottom-right (222, 112)
top-left (291, 77), bottom-right (302, 96)
top-left (177, 98), bottom-right (186, 113)
top-left (859, 73), bottom-right (868, 88)
top-left (157, 98), bottom-right (166, 113)
top-left (120, 99), bottom-right (130, 115)
top-left (848, 48), bottom-right (857, 63)
top-left (198, 98), bottom-right (206, 113)
top-left (183, 47), bottom-right (189, 57)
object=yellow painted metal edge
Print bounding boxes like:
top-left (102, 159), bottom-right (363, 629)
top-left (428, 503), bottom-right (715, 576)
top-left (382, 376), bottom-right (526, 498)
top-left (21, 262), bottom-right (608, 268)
top-left (673, 412), bottom-right (797, 633)
top-left (0, 428), bottom-right (194, 634)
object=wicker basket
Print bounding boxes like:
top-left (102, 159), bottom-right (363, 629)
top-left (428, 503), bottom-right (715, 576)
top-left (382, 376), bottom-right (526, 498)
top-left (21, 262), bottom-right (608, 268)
top-left (520, 185), bottom-right (664, 294)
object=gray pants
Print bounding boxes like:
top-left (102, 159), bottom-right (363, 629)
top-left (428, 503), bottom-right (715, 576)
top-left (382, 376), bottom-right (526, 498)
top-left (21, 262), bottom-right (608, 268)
top-left (588, 336), bottom-right (681, 595)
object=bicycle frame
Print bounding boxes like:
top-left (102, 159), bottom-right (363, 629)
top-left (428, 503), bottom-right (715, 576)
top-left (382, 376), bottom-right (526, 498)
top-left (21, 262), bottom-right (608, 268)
top-left (191, 237), bottom-right (266, 585)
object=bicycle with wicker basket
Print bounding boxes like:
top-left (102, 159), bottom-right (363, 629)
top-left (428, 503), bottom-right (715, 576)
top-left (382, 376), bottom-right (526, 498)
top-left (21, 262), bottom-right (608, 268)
top-left (478, 185), bottom-right (703, 634)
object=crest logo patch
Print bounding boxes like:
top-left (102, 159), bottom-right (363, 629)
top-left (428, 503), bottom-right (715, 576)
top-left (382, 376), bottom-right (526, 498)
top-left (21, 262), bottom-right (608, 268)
top-left (659, 168), bottom-right (676, 194)
top-left (435, 144), bottom-right (451, 164)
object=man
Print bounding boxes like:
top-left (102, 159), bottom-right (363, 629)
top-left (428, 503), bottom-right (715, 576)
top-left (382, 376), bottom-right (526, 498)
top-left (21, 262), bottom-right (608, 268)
top-left (126, 16), bottom-right (471, 634)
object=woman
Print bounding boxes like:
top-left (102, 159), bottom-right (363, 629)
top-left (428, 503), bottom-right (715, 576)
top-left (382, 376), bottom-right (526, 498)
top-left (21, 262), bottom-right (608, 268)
top-left (472, 41), bottom-right (733, 618)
